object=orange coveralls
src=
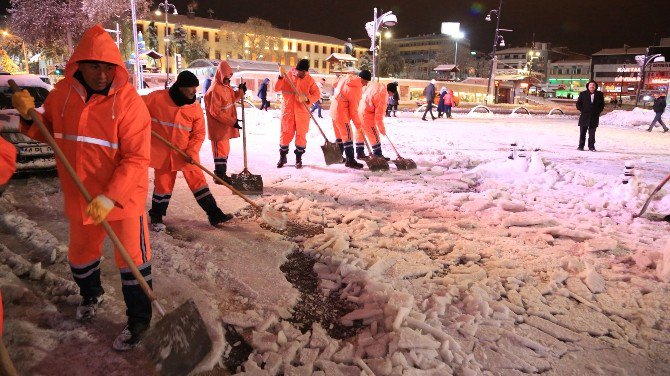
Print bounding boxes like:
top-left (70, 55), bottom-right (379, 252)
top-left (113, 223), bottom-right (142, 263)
top-left (0, 136), bottom-right (16, 185)
top-left (274, 68), bottom-right (320, 156)
top-left (359, 82), bottom-right (389, 157)
top-left (330, 74), bottom-right (366, 156)
top-left (204, 61), bottom-right (243, 176)
top-left (20, 25), bottom-right (152, 327)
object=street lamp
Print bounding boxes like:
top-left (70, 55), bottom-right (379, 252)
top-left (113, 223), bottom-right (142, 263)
top-left (156, 0), bottom-right (178, 88)
top-left (635, 51), bottom-right (664, 107)
top-left (452, 31), bottom-right (464, 66)
top-left (526, 49), bottom-right (540, 95)
top-left (485, 0), bottom-right (512, 104)
top-left (365, 7), bottom-right (397, 80)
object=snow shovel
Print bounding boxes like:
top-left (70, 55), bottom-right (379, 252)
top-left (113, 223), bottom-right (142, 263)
top-left (0, 342), bottom-right (17, 376)
top-left (9, 80), bottom-right (211, 376)
top-left (279, 66), bottom-right (343, 165)
top-left (151, 131), bottom-right (287, 230)
top-left (351, 123), bottom-right (389, 172)
top-left (636, 172), bottom-right (670, 217)
top-left (385, 134), bottom-right (417, 170)
top-left (230, 93), bottom-right (263, 195)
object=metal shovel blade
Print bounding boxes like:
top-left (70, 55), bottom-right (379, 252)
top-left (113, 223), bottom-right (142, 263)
top-left (230, 169), bottom-right (264, 195)
top-left (142, 299), bottom-right (212, 376)
top-left (321, 141), bottom-right (344, 165)
top-left (393, 157), bottom-right (417, 170)
top-left (365, 156), bottom-right (390, 172)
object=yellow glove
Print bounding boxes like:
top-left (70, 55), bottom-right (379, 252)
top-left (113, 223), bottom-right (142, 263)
top-left (85, 195), bottom-right (115, 224)
top-left (11, 89), bottom-right (35, 120)
top-left (279, 66), bottom-right (286, 77)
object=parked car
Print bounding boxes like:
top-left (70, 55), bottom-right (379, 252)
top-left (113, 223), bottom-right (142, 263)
top-left (0, 74), bottom-right (56, 173)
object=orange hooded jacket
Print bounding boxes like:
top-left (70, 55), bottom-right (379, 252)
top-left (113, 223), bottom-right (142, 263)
top-left (204, 61), bottom-right (242, 141)
top-left (21, 25), bottom-right (151, 224)
top-left (359, 82), bottom-right (389, 136)
top-left (144, 90), bottom-right (204, 172)
top-left (331, 75), bottom-right (364, 128)
top-left (274, 68), bottom-right (320, 125)
top-left (0, 136), bottom-right (16, 184)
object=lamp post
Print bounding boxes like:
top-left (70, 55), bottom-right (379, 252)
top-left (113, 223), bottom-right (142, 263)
top-left (365, 8), bottom-right (397, 80)
top-left (453, 31), bottom-right (464, 66)
top-left (156, 0), bottom-right (178, 88)
top-left (634, 51), bottom-right (663, 107)
top-left (485, 0), bottom-right (511, 104)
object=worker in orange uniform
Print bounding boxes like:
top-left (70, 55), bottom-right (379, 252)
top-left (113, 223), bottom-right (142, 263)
top-left (12, 25), bottom-right (152, 351)
top-left (204, 60), bottom-right (246, 183)
top-left (0, 121), bottom-right (16, 194)
top-left (359, 82), bottom-right (393, 160)
top-left (330, 70), bottom-right (372, 169)
top-left (145, 71), bottom-right (233, 230)
top-left (275, 59), bottom-right (320, 169)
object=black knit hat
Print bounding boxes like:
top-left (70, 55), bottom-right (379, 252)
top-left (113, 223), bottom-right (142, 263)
top-left (173, 71), bottom-right (199, 88)
top-left (386, 82), bottom-right (397, 93)
top-left (296, 59), bottom-right (310, 71)
top-left (358, 69), bottom-right (372, 81)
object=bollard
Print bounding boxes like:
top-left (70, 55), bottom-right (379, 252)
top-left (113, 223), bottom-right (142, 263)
top-left (623, 162), bottom-right (635, 184)
top-left (517, 145), bottom-right (527, 159)
top-left (508, 143), bottom-right (517, 160)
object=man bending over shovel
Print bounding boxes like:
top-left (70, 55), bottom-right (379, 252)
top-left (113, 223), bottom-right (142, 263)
top-left (144, 71), bottom-right (234, 231)
top-left (359, 81), bottom-right (393, 160)
top-left (12, 25), bottom-right (153, 351)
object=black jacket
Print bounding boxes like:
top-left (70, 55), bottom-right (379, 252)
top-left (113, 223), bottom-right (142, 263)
top-left (424, 84), bottom-right (436, 104)
top-left (576, 89), bottom-right (605, 127)
top-left (653, 95), bottom-right (667, 114)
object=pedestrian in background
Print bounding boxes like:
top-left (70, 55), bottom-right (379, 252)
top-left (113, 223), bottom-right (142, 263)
top-left (647, 92), bottom-right (668, 132)
top-left (437, 87), bottom-right (447, 118)
top-left (310, 77), bottom-right (326, 118)
top-left (422, 79), bottom-right (437, 121)
top-left (257, 77), bottom-right (271, 111)
top-left (576, 80), bottom-right (605, 151)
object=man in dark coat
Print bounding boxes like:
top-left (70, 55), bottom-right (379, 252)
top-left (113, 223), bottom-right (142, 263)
top-left (647, 93), bottom-right (668, 132)
top-left (257, 77), bottom-right (271, 111)
top-left (576, 80), bottom-right (605, 151)
top-left (422, 79), bottom-right (437, 121)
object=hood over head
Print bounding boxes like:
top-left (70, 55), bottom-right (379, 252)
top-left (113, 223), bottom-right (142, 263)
top-left (215, 60), bottom-right (234, 85)
top-left (66, 24), bottom-right (128, 89)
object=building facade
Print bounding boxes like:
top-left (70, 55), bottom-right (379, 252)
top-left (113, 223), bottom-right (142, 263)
top-left (591, 47), bottom-right (647, 102)
top-left (390, 33), bottom-right (472, 79)
top-left (547, 59), bottom-right (591, 98)
top-left (136, 14), bottom-right (368, 75)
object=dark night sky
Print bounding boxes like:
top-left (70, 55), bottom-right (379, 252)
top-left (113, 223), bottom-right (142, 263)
top-left (1, 0), bottom-right (669, 54)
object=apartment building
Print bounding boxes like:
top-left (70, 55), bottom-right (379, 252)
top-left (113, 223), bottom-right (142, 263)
top-left (136, 14), bottom-right (368, 74)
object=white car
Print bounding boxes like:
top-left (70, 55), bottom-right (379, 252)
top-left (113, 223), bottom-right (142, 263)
top-left (0, 73), bottom-right (56, 173)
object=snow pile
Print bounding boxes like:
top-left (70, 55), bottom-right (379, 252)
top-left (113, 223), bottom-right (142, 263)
top-left (600, 107), bottom-right (668, 129)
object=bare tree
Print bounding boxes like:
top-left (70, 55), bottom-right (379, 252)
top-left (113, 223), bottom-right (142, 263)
top-left (219, 17), bottom-right (282, 61)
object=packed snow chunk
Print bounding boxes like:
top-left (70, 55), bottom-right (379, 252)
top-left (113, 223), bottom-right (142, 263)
top-left (342, 209), bottom-right (365, 224)
top-left (222, 311), bottom-right (263, 328)
top-left (460, 199), bottom-right (495, 213)
top-left (656, 238), bottom-right (670, 283)
top-left (528, 152), bottom-right (546, 174)
top-left (580, 264), bottom-right (607, 294)
top-left (252, 331), bottom-right (279, 353)
top-left (502, 212), bottom-right (557, 228)
top-left (586, 237), bottom-right (618, 253)
top-left (397, 327), bottom-right (441, 349)
top-left (497, 200), bottom-right (526, 212)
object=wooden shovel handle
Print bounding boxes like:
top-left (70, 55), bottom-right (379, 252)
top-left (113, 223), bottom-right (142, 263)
top-left (8, 80), bottom-right (164, 317)
top-left (151, 131), bottom-right (262, 211)
top-left (278, 67), bottom-right (330, 142)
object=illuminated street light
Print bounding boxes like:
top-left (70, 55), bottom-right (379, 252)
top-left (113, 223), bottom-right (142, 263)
top-left (485, 0), bottom-right (513, 103)
top-left (156, 0), bottom-right (178, 88)
top-left (365, 8), bottom-right (398, 80)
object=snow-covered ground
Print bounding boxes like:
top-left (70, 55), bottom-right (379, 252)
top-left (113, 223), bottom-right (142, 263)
top-left (2, 108), bottom-right (670, 375)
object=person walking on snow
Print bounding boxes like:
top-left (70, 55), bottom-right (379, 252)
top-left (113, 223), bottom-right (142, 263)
top-left (257, 77), bottom-right (271, 111)
top-left (310, 77), bottom-right (326, 118)
top-left (144, 71), bottom-right (234, 231)
top-left (576, 80), bottom-right (605, 151)
top-left (436, 87), bottom-right (447, 118)
top-left (443, 89), bottom-right (455, 119)
top-left (275, 59), bottom-right (320, 169)
top-left (359, 82), bottom-right (392, 160)
top-left (647, 93), bottom-right (668, 132)
top-left (331, 70), bottom-right (372, 168)
top-left (202, 72), bottom-right (214, 96)
top-left (12, 25), bottom-right (153, 351)
top-left (205, 60), bottom-right (247, 183)
top-left (422, 79), bottom-right (437, 121)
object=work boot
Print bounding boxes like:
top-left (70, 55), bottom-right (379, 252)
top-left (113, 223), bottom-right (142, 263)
top-left (208, 209), bottom-right (234, 227)
top-left (277, 150), bottom-right (288, 168)
top-left (344, 148), bottom-right (363, 169)
top-left (149, 216), bottom-right (166, 232)
top-left (214, 165), bottom-right (232, 185)
top-left (113, 321), bottom-right (149, 351)
top-left (355, 144), bottom-right (368, 160)
top-left (295, 153), bottom-right (303, 169)
top-left (76, 294), bottom-right (104, 321)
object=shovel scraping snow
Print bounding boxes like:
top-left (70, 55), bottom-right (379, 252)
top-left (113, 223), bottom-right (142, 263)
top-left (636, 172), bottom-right (670, 217)
top-left (8, 80), bottom-right (212, 376)
top-left (385, 134), bottom-right (417, 170)
top-left (231, 93), bottom-right (264, 195)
